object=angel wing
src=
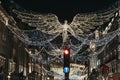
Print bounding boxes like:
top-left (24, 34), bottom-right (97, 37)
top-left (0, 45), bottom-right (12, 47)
top-left (70, 8), bottom-right (118, 38)
top-left (12, 9), bottom-right (63, 34)
top-left (12, 9), bottom-right (75, 43)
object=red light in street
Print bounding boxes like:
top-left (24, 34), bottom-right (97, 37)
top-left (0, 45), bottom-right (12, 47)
top-left (63, 48), bottom-right (70, 79)
top-left (64, 49), bottom-right (69, 55)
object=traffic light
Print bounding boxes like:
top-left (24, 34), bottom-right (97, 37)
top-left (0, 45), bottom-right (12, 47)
top-left (63, 48), bottom-right (70, 69)
top-left (63, 48), bottom-right (70, 80)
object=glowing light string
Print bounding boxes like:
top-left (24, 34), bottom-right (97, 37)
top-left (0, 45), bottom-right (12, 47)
top-left (12, 6), bottom-right (118, 43)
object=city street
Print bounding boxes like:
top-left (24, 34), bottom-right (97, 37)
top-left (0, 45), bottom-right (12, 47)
top-left (0, 0), bottom-right (120, 80)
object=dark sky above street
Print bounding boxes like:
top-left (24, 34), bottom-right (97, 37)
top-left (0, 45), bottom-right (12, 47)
top-left (12, 0), bottom-right (118, 22)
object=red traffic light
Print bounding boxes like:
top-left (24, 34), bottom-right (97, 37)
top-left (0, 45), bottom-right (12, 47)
top-left (64, 49), bottom-right (69, 55)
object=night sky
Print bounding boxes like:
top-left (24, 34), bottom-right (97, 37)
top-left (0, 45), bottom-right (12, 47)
top-left (12, 0), bottom-right (118, 22)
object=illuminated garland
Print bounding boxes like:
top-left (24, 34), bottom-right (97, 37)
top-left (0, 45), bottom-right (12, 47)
top-left (12, 6), bottom-right (118, 42)
top-left (5, 8), bottom-right (119, 67)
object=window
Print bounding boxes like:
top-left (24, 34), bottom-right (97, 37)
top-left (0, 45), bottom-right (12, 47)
top-left (2, 32), bottom-right (6, 41)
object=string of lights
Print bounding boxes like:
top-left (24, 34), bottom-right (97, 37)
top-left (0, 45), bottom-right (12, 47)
top-left (2, 10), bottom-right (118, 67)
top-left (12, 6), bottom-right (118, 43)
